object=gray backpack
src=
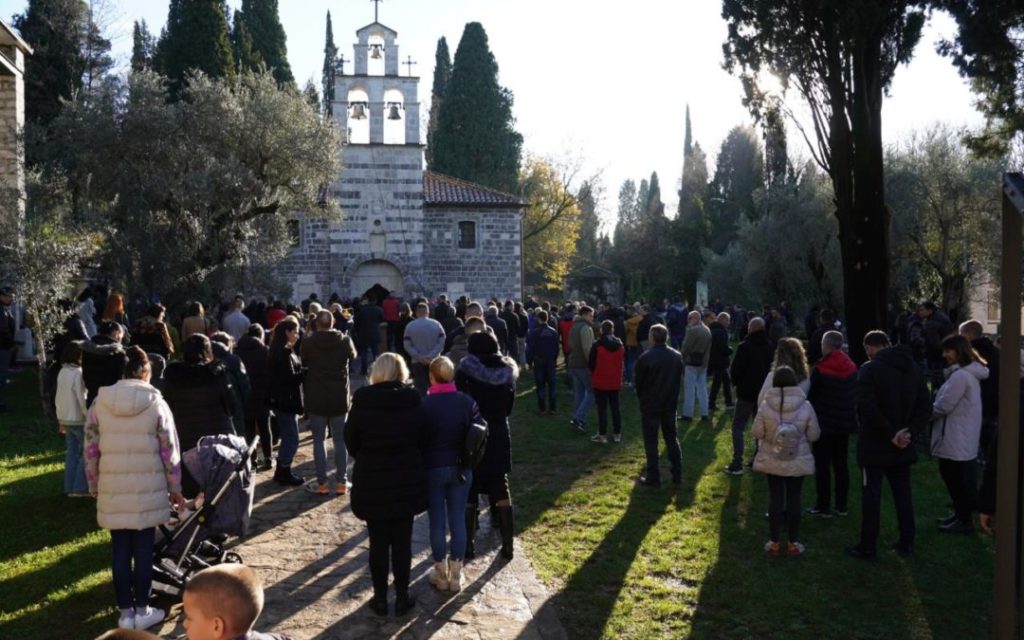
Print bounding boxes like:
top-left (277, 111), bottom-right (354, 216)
top-left (769, 389), bottom-right (802, 461)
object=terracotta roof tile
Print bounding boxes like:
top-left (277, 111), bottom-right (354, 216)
top-left (423, 171), bottom-right (523, 208)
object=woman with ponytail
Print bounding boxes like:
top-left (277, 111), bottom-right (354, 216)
top-left (85, 347), bottom-right (185, 631)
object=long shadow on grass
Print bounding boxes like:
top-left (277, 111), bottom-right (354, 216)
top-left (0, 468), bottom-right (99, 564)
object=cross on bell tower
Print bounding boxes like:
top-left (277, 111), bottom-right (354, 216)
top-left (403, 56), bottom-right (417, 77)
top-left (371, 0), bottom-right (382, 22)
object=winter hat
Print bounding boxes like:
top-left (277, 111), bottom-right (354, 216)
top-left (468, 331), bottom-right (499, 356)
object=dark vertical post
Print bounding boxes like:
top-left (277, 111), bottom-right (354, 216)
top-left (995, 172), bottom-right (1024, 640)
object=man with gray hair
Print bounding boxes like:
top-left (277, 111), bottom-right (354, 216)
top-left (404, 303), bottom-right (447, 395)
top-left (725, 317), bottom-right (774, 474)
top-left (806, 330), bottom-right (858, 516)
top-left (679, 310), bottom-right (712, 422)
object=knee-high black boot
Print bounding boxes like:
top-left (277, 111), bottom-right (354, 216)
top-left (465, 506), bottom-right (479, 560)
top-left (496, 505), bottom-right (514, 560)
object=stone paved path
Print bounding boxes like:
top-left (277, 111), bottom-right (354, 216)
top-left (154, 430), bottom-right (567, 640)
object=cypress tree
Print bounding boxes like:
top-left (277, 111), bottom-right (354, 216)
top-left (426, 37), bottom-right (451, 168)
top-left (14, 0), bottom-right (86, 130)
top-left (683, 105), bottom-right (693, 168)
top-left (431, 23), bottom-right (522, 193)
top-left (231, 16), bottom-right (262, 73)
top-left (161, 0), bottom-right (236, 98)
top-left (302, 79), bottom-right (320, 113)
top-left (131, 20), bottom-right (156, 72)
top-left (321, 11), bottom-right (337, 117)
top-left (236, 0), bottom-right (294, 87)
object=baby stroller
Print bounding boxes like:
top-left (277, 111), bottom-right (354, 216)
top-left (151, 434), bottom-right (258, 598)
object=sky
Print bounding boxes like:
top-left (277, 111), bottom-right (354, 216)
top-left (0, 0), bottom-right (986, 230)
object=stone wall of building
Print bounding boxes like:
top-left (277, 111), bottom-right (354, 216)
top-left (422, 206), bottom-right (523, 301)
top-left (276, 144), bottom-right (426, 300)
top-left (0, 46), bottom-right (25, 203)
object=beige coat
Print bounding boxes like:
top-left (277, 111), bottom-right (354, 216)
top-left (752, 386), bottom-right (820, 477)
top-left (89, 379), bottom-right (180, 530)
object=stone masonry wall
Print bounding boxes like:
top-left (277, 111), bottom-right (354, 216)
top-left (422, 207), bottom-right (523, 301)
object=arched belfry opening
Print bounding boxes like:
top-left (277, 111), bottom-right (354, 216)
top-left (346, 88), bottom-right (370, 144)
top-left (383, 88), bottom-right (405, 144)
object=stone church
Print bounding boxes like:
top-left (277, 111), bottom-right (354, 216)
top-left (278, 18), bottom-right (525, 303)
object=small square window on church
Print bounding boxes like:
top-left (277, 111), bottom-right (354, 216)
top-left (287, 220), bottom-right (301, 248)
top-left (458, 221), bottom-right (477, 249)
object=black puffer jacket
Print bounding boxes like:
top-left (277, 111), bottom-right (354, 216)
top-left (211, 341), bottom-right (248, 432)
top-left (808, 350), bottom-right (859, 435)
top-left (729, 330), bottom-right (774, 403)
top-left (634, 344), bottom-right (683, 414)
top-left (708, 322), bottom-right (732, 370)
top-left (971, 337), bottom-right (1000, 419)
top-left (81, 336), bottom-right (128, 406)
top-left (267, 347), bottom-right (304, 415)
top-left (856, 345), bottom-right (931, 467)
top-left (236, 335), bottom-right (270, 415)
top-left (345, 381), bottom-right (428, 521)
top-left (456, 354), bottom-right (517, 477)
top-left (162, 361), bottom-right (237, 454)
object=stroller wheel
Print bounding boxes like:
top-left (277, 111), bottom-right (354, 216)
top-left (224, 552), bottom-right (243, 564)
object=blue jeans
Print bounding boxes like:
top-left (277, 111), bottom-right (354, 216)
top-left (110, 528), bottom-right (155, 609)
top-left (533, 359), bottom-right (557, 411)
top-left (64, 425), bottom-right (88, 494)
top-left (358, 343), bottom-right (380, 375)
top-left (276, 412), bottom-right (299, 466)
top-left (309, 414), bottom-right (347, 485)
top-left (427, 466), bottom-right (472, 562)
top-left (569, 367), bottom-right (594, 424)
top-left (682, 366), bottom-right (709, 419)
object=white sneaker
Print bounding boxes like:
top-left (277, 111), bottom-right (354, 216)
top-left (134, 606), bottom-right (165, 630)
top-left (448, 559), bottom-right (463, 592)
top-left (117, 612), bottom-right (135, 629)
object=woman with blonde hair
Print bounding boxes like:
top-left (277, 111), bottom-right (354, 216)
top-left (757, 337), bottom-right (811, 408)
top-left (345, 352), bottom-right (428, 616)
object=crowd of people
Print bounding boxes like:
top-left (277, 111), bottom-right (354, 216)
top-left (0, 283), bottom-right (1006, 634)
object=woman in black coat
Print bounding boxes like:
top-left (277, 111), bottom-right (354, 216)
top-left (345, 352), bottom-right (428, 617)
top-left (236, 323), bottom-right (274, 470)
top-left (161, 334), bottom-right (237, 498)
top-left (267, 316), bottom-right (305, 486)
top-left (456, 332), bottom-right (519, 560)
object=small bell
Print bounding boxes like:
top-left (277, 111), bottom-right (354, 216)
top-left (351, 103), bottom-right (367, 120)
top-left (370, 44), bottom-right (383, 60)
top-left (387, 103), bottom-right (402, 120)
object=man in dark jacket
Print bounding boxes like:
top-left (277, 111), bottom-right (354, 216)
top-left (81, 320), bottom-right (129, 407)
top-left (959, 320), bottom-right (999, 461)
top-left (919, 301), bottom-right (954, 381)
top-left (725, 318), bottom-right (774, 474)
top-left (708, 312), bottom-right (733, 411)
top-left (484, 305), bottom-right (510, 356)
top-left (634, 325), bottom-right (684, 486)
top-left (807, 331), bottom-right (859, 516)
top-left (353, 297), bottom-right (384, 376)
top-left (847, 331), bottom-right (931, 559)
top-left (210, 332), bottom-right (251, 438)
top-left (499, 301), bottom-right (520, 359)
top-left (525, 310), bottom-right (561, 415)
top-left (806, 309), bottom-right (836, 365)
top-left (237, 324), bottom-right (273, 469)
top-left (302, 310), bottom-right (357, 494)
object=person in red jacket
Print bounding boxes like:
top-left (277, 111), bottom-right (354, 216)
top-left (588, 320), bottom-right (625, 443)
top-left (382, 294), bottom-right (401, 352)
top-left (558, 303), bottom-right (577, 386)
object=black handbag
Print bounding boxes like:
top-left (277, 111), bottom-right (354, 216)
top-left (460, 418), bottom-right (489, 481)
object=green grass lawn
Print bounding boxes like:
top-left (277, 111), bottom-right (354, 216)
top-left (512, 371), bottom-right (995, 639)
top-left (0, 365), bottom-right (995, 639)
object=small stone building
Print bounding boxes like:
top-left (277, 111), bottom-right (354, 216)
top-left (278, 18), bottom-right (525, 302)
top-left (0, 17), bottom-right (30, 207)
top-left (564, 265), bottom-right (623, 305)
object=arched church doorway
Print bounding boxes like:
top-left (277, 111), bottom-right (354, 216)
top-left (350, 260), bottom-right (403, 299)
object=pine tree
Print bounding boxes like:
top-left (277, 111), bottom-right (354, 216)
top-left (14, 0), bottom-right (86, 130)
top-left (80, 2), bottom-right (113, 92)
top-left (426, 37), bottom-right (451, 168)
top-left (131, 20), bottom-right (156, 72)
top-left (573, 181), bottom-right (600, 266)
top-left (161, 0), bottom-right (236, 98)
top-left (432, 23), bottom-right (523, 193)
top-left (675, 141), bottom-right (711, 301)
top-left (321, 11), bottom-right (337, 117)
top-left (645, 171), bottom-right (664, 218)
top-left (236, 0), bottom-right (294, 87)
top-left (302, 79), bottom-right (320, 114)
top-left (231, 16), bottom-right (262, 73)
top-left (706, 125), bottom-right (764, 252)
top-left (683, 105), bottom-right (693, 170)
top-left (763, 103), bottom-right (788, 189)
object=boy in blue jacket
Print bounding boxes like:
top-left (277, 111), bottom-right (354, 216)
top-left (526, 310), bottom-right (561, 415)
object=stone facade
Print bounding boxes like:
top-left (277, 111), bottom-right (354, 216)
top-left (276, 19), bottom-right (523, 303)
top-left (0, 20), bottom-right (29, 209)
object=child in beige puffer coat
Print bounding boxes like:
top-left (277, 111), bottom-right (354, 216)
top-left (752, 366), bottom-right (821, 557)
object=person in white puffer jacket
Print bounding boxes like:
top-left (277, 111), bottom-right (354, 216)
top-left (931, 334), bottom-right (989, 535)
top-left (752, 366), bottom-right (821, 557)
top-left (85, 346), bottom-right (185, 631)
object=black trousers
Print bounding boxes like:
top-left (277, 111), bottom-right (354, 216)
top-left (708, 366), bottom-right (733, 408)
top-left (641, 409), bottom-right (682, 483)
top-left (938, 458), bottom-right (978, 524)
top-left (858, 464), bottom-right (915, 552)
top-left (366, 516), bottom-right (414, 600)
top-left (767, 475), bottom-right (804, 542)
top-left (595, 389), bottom-right (622, 436)
top-left (469, 473), bottom-right (511, 507)
top-left (246, 407), bottom-right (273, 460)
top-left (811, 433), bottom-right (849, 512)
